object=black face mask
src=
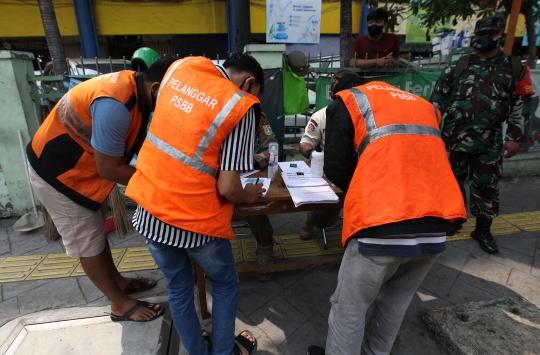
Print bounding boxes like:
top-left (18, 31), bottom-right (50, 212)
top-left (238, 76), bottom-right (252, 94)
top-left (151, 91), bottom-right (157, 111)
top-left (368, 24), bottom-right (384, 37)
top-left (472, 35), bottom-right (503, 53)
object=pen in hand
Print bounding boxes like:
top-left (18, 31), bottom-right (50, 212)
top-left (255, 178), bottom-right (260, 185)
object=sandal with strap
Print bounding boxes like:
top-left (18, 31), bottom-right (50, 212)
top-left (202, 329), bottom-right (212, 350)
top-left (123, 277), bottom-right (157, 295)
top-left (110, 300), bottom-right (164, 322)
top-left (233, 330), bottom-right (257, 355)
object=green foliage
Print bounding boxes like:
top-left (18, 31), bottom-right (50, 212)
top-left (409, 0), bottom-right (539, 32)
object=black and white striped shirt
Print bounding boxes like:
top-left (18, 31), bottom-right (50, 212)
top-left (133, 64), bottom-right (256, 248)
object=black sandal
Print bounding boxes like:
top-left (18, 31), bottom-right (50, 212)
top-left (202, 329), bottom-right (212, 350)
top-left (123, 277), bottom-right (157, 295)
top-left (110, 300), bottom-right (164, 322)
top-left (233, 330), bottom-right (257, 355)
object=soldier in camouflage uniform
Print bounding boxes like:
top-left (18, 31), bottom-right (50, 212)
top-left (430, 15), bottom-right (534, 254)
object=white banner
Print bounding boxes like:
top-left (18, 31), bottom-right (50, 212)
top-left (266, 0), bottom-right (322, 44)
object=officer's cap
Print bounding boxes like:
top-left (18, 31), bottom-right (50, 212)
top-left (475, 16), bottom-right (505, 33)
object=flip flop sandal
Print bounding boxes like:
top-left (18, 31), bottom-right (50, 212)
top-left (233, 330), bottom-right (257, 355)
top-left (123, 277), bottom-right (157, 295)
top-left (110, 300), bottom-right (164, 322)
top-left (202, 329), bottom-right (212, 350)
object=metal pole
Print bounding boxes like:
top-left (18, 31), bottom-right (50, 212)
top-left (227, 0), bottom-right (251, 54)
top-left (504, 0), bottom-right (522, 56)
top-left (72, 0), bottom-right (100, 58)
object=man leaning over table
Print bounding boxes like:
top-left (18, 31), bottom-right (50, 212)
top-left (27, 57), bottom-right (174, 323)
top-left (298, 70), bottom-right (361, 240)
top-left (307, 78), bottom-right (466, 355)
top-left (126, 54), bottom-right (265, 355)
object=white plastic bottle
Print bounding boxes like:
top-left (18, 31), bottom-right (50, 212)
top-left (311, 151), bottom-right (324, 178)
top-left (268, 142), bottom-right (279, 181)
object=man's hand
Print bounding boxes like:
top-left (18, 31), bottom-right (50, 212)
top-left (376, 57), bottom-right (387, 68)
top-left (243, 182), bottom-right (266, 203)
top-left (217, 171), bottom-right (266, 203)
top-left (502, 140), bottom-right (519, 158)
top-left (384, 52), bottom-right (395, 68)
top-left (94, 151), bottom-right (136, 185)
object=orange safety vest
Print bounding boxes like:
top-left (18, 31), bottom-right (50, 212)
top-left (126, 57), bottom-right (260, 239)
top-left (337, 81), bottom-right (467, 245)
top-left (27, 71), bottom-right (150, 211)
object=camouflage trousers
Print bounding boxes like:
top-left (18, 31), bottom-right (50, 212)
top-left (448, 149), bottom-right (503, 219)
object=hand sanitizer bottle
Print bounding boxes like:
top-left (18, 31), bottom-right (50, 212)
top-left (268, 142), bottom-right (278, 181)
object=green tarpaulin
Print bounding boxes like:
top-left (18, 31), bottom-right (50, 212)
top-left (315, 71), bottom-right (443, 110)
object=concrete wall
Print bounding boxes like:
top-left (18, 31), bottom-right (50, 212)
top-left (503, 151), bottom-right (540, 178)
top-left (0, 51), bottom-right (41, 217)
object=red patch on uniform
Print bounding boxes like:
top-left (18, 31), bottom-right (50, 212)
top-left (515, 65), bottom-right (535, 96)
top-left (307, 123), bottom-right (316, 133)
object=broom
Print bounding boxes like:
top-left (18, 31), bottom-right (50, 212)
top-left (43, 186), bottom-right (132, 240)
top-left (43, 206), bottom-right (61, 242)
top-left (109, 184), bottom-right (133, 239)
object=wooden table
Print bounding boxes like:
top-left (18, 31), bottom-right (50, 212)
top-left (196, 167), bottom-right (346, 319)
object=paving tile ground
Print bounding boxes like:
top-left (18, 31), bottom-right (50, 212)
top-left (1, 176), bottom-right (539, 354)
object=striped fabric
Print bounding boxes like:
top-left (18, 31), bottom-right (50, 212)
top-left (133, 64), bottom-right (255, 249)
top-left (358, 233), bottom-right (446, 257)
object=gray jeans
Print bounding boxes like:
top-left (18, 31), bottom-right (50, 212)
top-left (326, 240), bottom-right (439, 355)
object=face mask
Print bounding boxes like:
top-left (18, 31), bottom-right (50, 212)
top-left (368, 25), bottom-right (384, 37)
top-left (151, 91), bottom-right (157, 111)
top-left (472, 35), bottom-right (502, 52)
top-left (238, 77), bottom-right (252, 94)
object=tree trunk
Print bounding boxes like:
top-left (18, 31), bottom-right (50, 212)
top-left (340, 0), bottom-right (353, 66)
top-left (523, 6), bottom-right (538, 68)
top-left (38, 0), bottom-right (68, 76)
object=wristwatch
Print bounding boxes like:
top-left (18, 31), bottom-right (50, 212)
top-left (304, 148), bottom-right (313, 159)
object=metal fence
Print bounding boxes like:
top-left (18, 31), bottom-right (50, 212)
top-left (25, 53), bottom-right (456, 144)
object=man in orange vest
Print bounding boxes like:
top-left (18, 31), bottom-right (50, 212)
top-left (27, 57), bottom-right (174, 323)
top-left (307, 78), bottom-right (467, 355)
top-left (126, 54), bottom-right (264, 355)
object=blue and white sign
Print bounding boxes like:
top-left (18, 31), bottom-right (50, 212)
top-left (266, 0), bottom-right (322, 44)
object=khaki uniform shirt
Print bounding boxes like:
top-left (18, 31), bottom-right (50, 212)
top-left (300, 107), bottom-right (326, 150)
top-left (254, 114), bottom-right (277, 169)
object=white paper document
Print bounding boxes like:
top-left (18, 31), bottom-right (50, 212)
top-left (278, 161), bottom-right (310, 173)
top-left (278, 161), bottom-right (328, 187)
top-left (241, 177), bottom-right (271, 197)
top-left (288, 185), bottom-right (340, 207)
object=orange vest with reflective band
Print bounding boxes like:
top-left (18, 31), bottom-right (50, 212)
top-left (27, 71), bottom-right (148, 211)
top-left (337, 82), bottom-right (467, 245)
top-left (126, 57), bottom-right (260, 239)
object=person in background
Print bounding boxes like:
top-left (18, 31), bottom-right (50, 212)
top-left (126, 54), bottom-right (265, 355)
top-left (348, 8), bottom-right (400, 69)
top-left (308, 77), bottom-right (466, 355)
top-left (246, 113), bottom-right (278, 281)
top-left (27, 57), bottom-right (175, 323)
top-left (131, 47), bottom-right (160, 72)
top-left (430, 15), bottom-right (534, 254)
top-left (298, 70), bottom-right (359, 240)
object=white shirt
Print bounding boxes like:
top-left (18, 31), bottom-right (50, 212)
top-left (300, 107), bottom-right (327, 150)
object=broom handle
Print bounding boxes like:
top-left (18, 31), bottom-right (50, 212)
top-left (18, 130), bottom-right (38, 218)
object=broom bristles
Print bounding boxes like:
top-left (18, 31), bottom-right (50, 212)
top-left (43, 207), bottom-right (61, 242)
top-left (109, 185), bottom-right (133, 239)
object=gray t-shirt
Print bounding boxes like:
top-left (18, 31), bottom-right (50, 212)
top-left (90, 97), bottom-right (132, 157)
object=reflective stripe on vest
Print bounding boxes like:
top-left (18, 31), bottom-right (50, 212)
top-left (57, 91), bottom-right (92, 147)
top-left (146, 91), bottom-right (248, 178)
top-left (349, 87), bottom-right (442, 158)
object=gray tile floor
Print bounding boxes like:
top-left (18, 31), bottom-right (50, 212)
top-left (1, 177), bottom-right (539, 354)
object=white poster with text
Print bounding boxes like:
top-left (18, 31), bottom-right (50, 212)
top-left (266, 0), bottom-right (322, 44)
